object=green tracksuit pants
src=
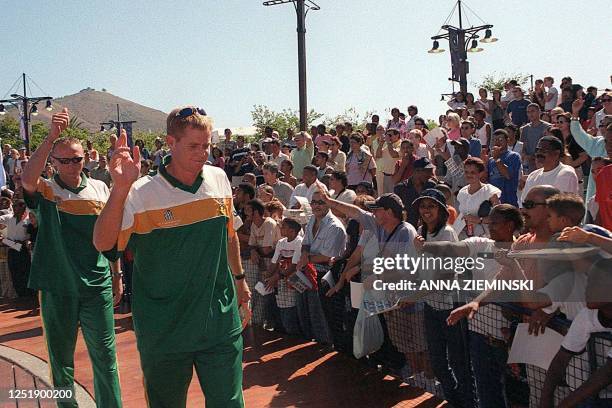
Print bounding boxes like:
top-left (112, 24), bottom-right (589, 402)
top-left (40, 289), bottom-right (122, 408)
top-left (140, 334), bottom-right (244, 408)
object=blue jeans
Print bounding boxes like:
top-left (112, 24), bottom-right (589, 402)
top-left (469, 331), bottom-right (509, 408)
top-left (424, 304), bottom-right (476, 408)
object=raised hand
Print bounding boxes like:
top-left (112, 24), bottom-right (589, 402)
top-left (49, 108), bottom-right (70, 142)
top-left (571, 98), bottom-right (584, 117)
top-left (446, 301), bottom-right (479, 326)
top-left (109, 129), bottom-right (141, 189)
top-left (557, 226), bottom-right (590, 244)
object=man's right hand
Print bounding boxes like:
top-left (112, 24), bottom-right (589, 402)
top-left (48, 108), bottom-right (70, 142)
top-left (447, 301), bottom-right (479, 326)
top-left (109, 129), bottom-right (141, 190)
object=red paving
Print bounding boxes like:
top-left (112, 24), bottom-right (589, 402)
top-left (0, 299), bottom-right (446, 407)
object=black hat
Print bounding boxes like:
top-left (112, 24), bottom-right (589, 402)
top-left (411, 188), bottom-right (449, 216)
top-left (365, 193), bottom-right (404, 217)
top-left (450, 137), bottom-right (470, 151)
top-left (414, 157), bottom-right (435, 169)
top-left (538, 135), bottom-right (563, 151)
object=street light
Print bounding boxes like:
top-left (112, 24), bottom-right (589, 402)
top-left (263, 0), bottom-right (320, 131)
top-left (428, 40), bottom-right (445, 54)
top-left (427, 0), bottom-right (498, 95)
top-left (0, 73), bottom-right (53, 154)
top-left (100, 103), bottom-right (137, 146)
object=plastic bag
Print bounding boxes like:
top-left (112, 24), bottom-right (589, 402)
top-left (353, 307), bottom-right (384, 359)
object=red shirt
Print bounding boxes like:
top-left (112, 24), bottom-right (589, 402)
top-left (595, 164), bottom-right (612, 230)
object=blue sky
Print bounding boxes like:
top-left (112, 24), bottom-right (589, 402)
top-left (1, 0), bottom-right (610, 129)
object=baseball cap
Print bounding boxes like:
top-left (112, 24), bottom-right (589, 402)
top-left (411, 188), bottom-right (449, 216)
top-left (450, 137), bottom-right (470, 151)
top-left (365, 193), bottom-right (404, 215)
top-left (414, 157), bottom-right (435, 169)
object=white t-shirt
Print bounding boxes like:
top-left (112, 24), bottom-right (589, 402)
top-left (289, 182), bottom-right (328, 208)
top-left (545, 86), bottom-right (559, 111)
top-left (562, 308), bottom-right (611, 356)
top-left (463, 237), bottom-right (509, 340)
top-left (248, 217), bottom-right (281, 248)
top-left (420, 225), bottom-right (460, 310)
top-left (538, 271), bottom-right (587, 320)
top-left (415, 143), bottom-right (430, 160)
top-left (457, 183), bottom-right (501, 237)
top-left (271, 235), bottom-right (303, 309)
top-left (521, 162), bottom-right (579, 206)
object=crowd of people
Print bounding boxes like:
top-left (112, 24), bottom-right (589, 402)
top-left (0, 75), bottom-right (611, 407)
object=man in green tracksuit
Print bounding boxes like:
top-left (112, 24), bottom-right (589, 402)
top-left (22, 108), bottom-right (123, 408)
top-left (94, 106), bottom-right (251, 407)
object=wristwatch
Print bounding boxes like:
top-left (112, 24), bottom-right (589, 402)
top-left (570, 116), bottom-right (580, 121)
top-left (112, 271), bottom-right (123, 278)
top-left (234, 273), bottom-right (246, 280)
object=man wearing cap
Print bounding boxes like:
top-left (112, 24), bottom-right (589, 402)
top-left (317, 189), bottom-right (418, 280)
top-left (375, 128), bottom-right (401, 194)
top-left (444, 138), bottom-right (470, 193)
top-left (394, 157), bottom-right (437, 228)
top-left (521, 136), bottom-right (579, 206)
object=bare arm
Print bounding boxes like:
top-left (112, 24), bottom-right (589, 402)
top-left (540, 349), bottom-right (574, 408)
top-left (93, 130), bottom-right (140, 251)
top-left (22, 109), bottom-right (69, 193)
top-left (317, 183), bottom-right (362, 220)
top-left (558, 360), bottom-right (612, 408)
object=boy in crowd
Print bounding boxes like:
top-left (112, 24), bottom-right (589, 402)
top-left (540, 264), bottom-right (612, 408)
top-left (265, 218), bottom-right (303, 335)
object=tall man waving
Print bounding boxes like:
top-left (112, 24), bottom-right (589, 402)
top-left (94, 107), bottom-right (251, 408)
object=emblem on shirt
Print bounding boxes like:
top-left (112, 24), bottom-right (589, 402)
top-left (163, 209), bottom-right (175, 222)
top-left (215, 199), bottom-right (228, 217)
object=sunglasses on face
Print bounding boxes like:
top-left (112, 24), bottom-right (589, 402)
top-left (522, 200), bottom-right (547, 209)
top-left (52, 156), bottom-right (84, 164)
top-left (557, 120), bottom-right (568, 124)
top-left (602, 99), bottom-right (612, 103)
top-left (310, 200), bottom-right (326, 206)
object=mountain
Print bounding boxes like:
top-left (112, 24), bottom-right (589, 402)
top-left (3, 88), bottom-right (167, 132)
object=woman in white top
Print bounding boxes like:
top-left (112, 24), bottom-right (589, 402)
top-left (412, 188), bottom-right (474, 408)
top-left (327, 136), bottom-right (346, 172)
top-left (475, 88), bottom-right (492, 123)
top-left (456, 157), bottom-right (501, 239)
top-left (408, 129), bottom-right (431, 160)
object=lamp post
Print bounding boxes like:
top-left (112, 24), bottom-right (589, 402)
top-left (263, 0), bottom-right (320, 131)
top-left (100, 104), bottom-right (136, 147)
top-left (428, 0), bottom-right (497, 95)
top-left (0, 73), bottom-right (53, 154)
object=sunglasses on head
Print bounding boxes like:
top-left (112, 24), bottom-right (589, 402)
top-left (175, 107), bottom-right (207, 118)
top-left (522, 200), bottom-right (547, 209)
top-left (52, 156), bottom-right (84, 164)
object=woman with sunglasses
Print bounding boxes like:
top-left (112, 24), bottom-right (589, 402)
top-left (557, 112), bottom-right (589, 181)
top-left (412, 188), bottom-right (475, 408)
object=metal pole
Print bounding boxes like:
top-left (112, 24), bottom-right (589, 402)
top-left (22, 73), bottom-right (31, 155)
top-left (457, 2), bottom-right (468, 95)
top-left (116, 103), bottom-right (121, 136)
top-left (296, 0), bottom-right (307, 131)
top-left (458, 0), bottom-right (463, 29)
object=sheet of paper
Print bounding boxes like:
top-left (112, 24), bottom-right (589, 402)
top-left (424, 127), bottom-right (444, 147)
top-left (452, 215), bottom-right (466, 235)
top-left (2, 238), bottom-right (22, 252)
top-left (322, 270), bottom-right (335, 288)
top-left (507, 323), bottom-right (564, 370)
top-left (507, 247), bottom-right (600, 260)
top-left (350, 281), bottom-right (364, 309)
top-left (254, 281), bottom-right (275, 296)
top-left (294, 196), bottom-right (312, 213)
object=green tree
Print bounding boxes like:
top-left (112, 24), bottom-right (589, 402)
top-left (476, 72), bottom-right (530, 93)
top-left (323, 107), bottom-right (373, 131)
top-left (0, 116), bottom-right (21, 147)
top-left (251, 105), bottom-right (323, 139)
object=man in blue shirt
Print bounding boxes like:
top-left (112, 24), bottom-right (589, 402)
top-left (488, 129), bottom-right (521, 206)
top-left (506, 88), bottom-right (531, 127)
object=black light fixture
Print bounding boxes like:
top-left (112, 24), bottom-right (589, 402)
top-left (467, 39), bottom-right (483, 53)
top-left (0, 104), bottom-right (5, 115)
top-left (480, 28), bottom-right (498, 43)
top-left (45, 100), bottom-right (53, 111)
top-left (428, 40), bottom-right (445, 54)
top-left (31, 104), bottom-right (39, 116)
